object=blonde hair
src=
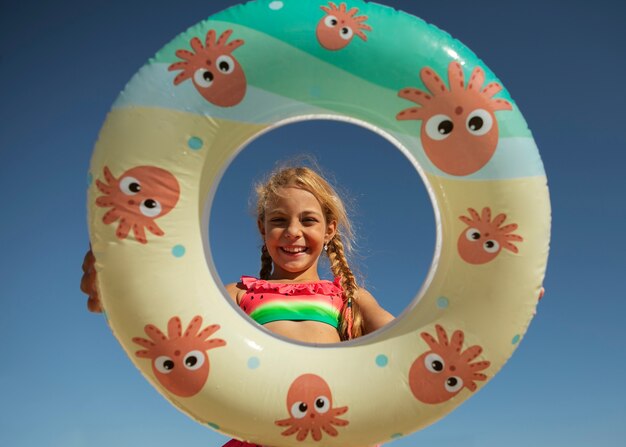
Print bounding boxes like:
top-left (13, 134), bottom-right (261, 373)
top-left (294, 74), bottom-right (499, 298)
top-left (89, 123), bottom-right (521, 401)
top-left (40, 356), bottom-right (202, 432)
top-left (255, 166), bottom-right (363, 340)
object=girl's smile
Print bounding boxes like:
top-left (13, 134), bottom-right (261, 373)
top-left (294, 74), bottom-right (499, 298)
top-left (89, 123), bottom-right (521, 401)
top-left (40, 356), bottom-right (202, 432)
top-left (280, 246), bottom-right (308, 255)
top-left (259, 187), bottom-right (336, 281)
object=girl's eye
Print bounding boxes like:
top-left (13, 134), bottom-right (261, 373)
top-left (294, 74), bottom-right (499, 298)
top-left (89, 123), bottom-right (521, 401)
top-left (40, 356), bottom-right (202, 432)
top-left (425, 114), bottom-right (454, 140)
top-left (314, 396), bottom-right (330, 413)
top-left (290, 401), bottom-right (308, 419)
top-left (444, 376), bottom-right (464, 393)
top-left (483, 240), bottom-right (500, 253)
top-left (324, 15), bottom-right (338, 27)
top-left (340, 27), bottom-right (354, 40)
top-left (216, 55), bottom-right (235, 74)
top-left (194, 68), bottom-right (214, 88)
top-left (155, 356), bottom-right (175, 374)
top-left (424, 353), bottom-right (445, 373)
top-left (140, 199), bottom-right (163, 217)
top-left (120, 176), bottom-right (141, 195)
top-left (466, 109), bottom-right (493, 136)
top-left (183, 350), bottom-right (206, 371)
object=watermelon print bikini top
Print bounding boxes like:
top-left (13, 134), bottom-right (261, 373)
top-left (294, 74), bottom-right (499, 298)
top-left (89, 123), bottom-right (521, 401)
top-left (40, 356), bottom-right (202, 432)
top-left (238, 276), bottom-right (345, 328)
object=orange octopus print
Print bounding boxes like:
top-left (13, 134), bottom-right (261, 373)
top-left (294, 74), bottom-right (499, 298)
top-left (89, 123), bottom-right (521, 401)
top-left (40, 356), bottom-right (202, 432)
top-left (458, 207), bottom-right (523, 264)
top-left (316, 2), bottom-right (371, 50)
top-left (275, 374), bottom-right (349, 442)
top-left (95, 166), bottom-right (180, 244)
top-left (397, 61), bottom-right (512, 176)
top-left (409, 325), bottom-right (490, 404)
top-left (133, 315), bottom-right (226, 397)
top-left (169, 29), bottom-right (246, 107)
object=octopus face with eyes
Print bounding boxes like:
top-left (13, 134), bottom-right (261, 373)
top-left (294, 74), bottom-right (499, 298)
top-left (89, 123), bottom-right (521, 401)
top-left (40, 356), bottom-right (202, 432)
top-left (133, 316), bottom-right (226, 397)
top-left (457, 207), bottom-right (523, 264)
top-left (409, 325), bottom-right (490, 404)
top-left (397, 62), bottom-right (513, 176)
top-left (95, 165), bottom-right (180, 244)
top-left (316, 2), bottom-right (371, 50)
top-left (168, 29), bottom-right (247, 107)
top-left (275, 374), bottom-right (349, 442)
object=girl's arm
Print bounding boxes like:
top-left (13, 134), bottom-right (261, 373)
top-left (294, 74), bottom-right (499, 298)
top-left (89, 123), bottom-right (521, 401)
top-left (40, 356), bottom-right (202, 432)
top-left (356, 288), bottom-right (394, 335)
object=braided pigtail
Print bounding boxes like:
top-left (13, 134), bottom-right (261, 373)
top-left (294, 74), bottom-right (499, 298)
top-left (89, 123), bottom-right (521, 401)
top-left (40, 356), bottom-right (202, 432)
top-left (259, 244), bottom-right (273, 280)
top-left (327, 235), bottom-right (363, 340)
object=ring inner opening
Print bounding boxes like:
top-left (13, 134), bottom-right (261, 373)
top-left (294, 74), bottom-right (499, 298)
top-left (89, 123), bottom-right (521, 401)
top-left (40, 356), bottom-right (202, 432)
top-left (207, 117), bottom-right (438, 344)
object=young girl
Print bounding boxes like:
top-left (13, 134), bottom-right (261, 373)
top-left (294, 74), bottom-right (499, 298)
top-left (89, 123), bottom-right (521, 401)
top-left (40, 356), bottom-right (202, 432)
top-left (225, 165), bottom-right (394, 343)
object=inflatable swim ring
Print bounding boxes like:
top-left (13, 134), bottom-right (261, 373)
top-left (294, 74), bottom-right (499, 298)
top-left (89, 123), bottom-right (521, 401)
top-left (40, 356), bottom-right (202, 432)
top-left (87, 1), bottom-right (550, 445)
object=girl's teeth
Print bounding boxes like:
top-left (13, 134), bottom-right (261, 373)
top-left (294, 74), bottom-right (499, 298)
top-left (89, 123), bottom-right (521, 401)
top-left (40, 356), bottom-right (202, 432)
top-left (283, 247), bottom-right (306, 253)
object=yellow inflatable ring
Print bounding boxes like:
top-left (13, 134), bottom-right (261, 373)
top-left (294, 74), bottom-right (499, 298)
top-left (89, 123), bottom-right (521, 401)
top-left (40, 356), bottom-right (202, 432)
top-left (88, 1), bottom-right (550, 445)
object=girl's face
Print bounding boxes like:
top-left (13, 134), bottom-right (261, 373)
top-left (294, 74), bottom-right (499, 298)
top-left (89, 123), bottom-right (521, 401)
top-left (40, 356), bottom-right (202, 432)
top-left (259, 187), bottom-right (336, 280)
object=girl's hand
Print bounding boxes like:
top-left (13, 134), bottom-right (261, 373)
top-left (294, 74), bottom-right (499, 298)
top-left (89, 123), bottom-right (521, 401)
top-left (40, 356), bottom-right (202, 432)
top-left (81, 248), bottom-right (102, 313)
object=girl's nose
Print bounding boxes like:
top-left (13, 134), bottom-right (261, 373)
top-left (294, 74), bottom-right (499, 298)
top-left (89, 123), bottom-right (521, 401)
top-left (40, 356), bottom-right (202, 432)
top-left (285, 222), bottom-right (302, 238)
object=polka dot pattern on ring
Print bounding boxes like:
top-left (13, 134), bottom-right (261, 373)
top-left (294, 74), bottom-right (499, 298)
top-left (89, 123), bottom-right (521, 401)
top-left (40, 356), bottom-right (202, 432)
top-left (248, 356), bottom-right (260, 369)
top-left (375, 354), bottom-right (388, 367)
top-left (269, 1), bottom-right (283, 10)
top-left (172, 245), bottom-right (186, 258)
top-left (187, 136), bottom-right (204, 150)
top-left (437, 296), bottom-right (449, 309)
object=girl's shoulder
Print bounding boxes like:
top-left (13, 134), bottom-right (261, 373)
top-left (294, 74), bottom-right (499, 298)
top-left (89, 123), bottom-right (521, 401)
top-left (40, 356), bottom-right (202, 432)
top-left (355, 287), bottom-right (395, 334)
top-left (224, 276), bottom-right (268, 304)
top-left (224, 281), bottom-right (247, 304)
top-left (355, 286), bottom-right (377, 303)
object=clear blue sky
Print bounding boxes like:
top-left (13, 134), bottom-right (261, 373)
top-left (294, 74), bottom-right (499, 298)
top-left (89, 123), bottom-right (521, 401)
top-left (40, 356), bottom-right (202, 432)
top-left (1, 0), bottom-right (625, 446)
